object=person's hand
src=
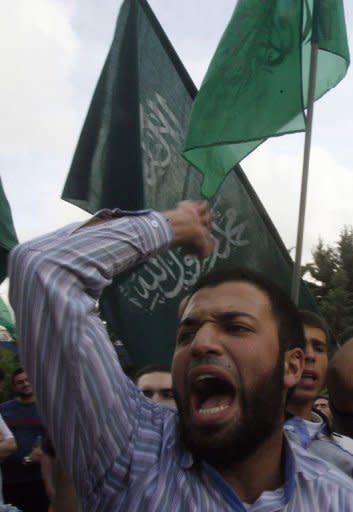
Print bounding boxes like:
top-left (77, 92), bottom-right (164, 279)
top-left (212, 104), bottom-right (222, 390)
top-left (164, 201), bottom-right (215, 258)
top-left (29, 446), bottom-right (43, 463)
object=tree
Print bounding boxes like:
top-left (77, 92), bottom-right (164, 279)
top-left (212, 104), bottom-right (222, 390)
top-left (303, 227), bottom-right (353, 344)
top-left (0, 347), bottom-right (20, 401)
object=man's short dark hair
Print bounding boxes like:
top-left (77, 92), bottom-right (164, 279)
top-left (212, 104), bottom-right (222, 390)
top-left (12, 367), bottom-right (25, 385)
top-left (186, 266), bottom-right (306, 353)
top-left (133, 365), bottom-right (171, 384)
top-left (314, 394), bottom-right (329, 401)
top-left (299, 310), bottom-right (329, 342)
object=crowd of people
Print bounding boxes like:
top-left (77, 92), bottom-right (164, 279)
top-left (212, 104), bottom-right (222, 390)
top-left (0, 200), bottom-right (353, 511)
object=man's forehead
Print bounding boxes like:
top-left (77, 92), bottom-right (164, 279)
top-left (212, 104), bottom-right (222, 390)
top-left (304, 324), bottom-right (328, 344)
top-left (13, 373), bottom-right (29, 385)
top-left (14, 372), bottom-right (27, 381)
top-left (180, 281), bottom-right (271, 321)
top-left (137, 371), bottom-right (172, 388)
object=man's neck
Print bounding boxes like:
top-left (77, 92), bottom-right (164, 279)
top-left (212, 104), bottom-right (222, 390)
top-left (16, 395), bottom-right (35, 405)
top-left (218, 428), bottom-right (285, 504)
top-left (287, 401), bottom-right (313, 421)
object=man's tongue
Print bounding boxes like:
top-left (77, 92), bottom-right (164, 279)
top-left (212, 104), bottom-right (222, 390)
top-left (199, 393), bottom-right (232, 411)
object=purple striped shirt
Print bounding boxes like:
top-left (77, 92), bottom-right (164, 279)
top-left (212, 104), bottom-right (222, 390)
top-left (8, 210), bottom-right (353, 511)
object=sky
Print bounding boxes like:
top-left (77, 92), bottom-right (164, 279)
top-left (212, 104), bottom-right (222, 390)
top-left (1, 0), bottom-right (353, 304)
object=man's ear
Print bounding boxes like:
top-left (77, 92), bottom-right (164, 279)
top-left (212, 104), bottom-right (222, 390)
top-left (284, 348), bottom-right (305, 390)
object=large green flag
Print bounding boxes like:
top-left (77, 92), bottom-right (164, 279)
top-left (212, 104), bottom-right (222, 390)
top-left (63, 0), bottom-right (319, 368)
top-left (0, 178), bottom-right (18, 284)
top-left (0, 297), bottom-right (16, 340)
top-left (183, 0), bottom-right (350, 198)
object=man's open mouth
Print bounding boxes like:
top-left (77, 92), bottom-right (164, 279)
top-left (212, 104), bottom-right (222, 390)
top-left (301, 370), bottom-right (317, 381)
top-left (189, 368), bottom-right (236, 424)
top-left (299, 370), bottom-right (318, 389)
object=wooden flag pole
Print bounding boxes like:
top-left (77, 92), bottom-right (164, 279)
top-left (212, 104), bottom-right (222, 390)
top-left (291, 38), bottom-right (319, 305)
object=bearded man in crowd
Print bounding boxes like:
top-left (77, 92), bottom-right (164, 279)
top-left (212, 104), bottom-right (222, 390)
top-left (8, 201), bottom-right (353, 510)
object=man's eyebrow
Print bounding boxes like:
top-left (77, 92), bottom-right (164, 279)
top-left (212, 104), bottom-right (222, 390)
top-left (217, 311), bottom-right (257, 322)
top-left (178, 311), bottom-right (256, 328)
top-left (311, 338), bottom-right (328, 346)
top-left (177, 317), bottom-right (200, 329)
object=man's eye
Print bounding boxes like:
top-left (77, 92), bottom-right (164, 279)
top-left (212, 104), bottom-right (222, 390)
top-left (161, 389), bottom-right (174, 399)
top-left (142, 389), bottom-right (153, 398)
top-left (224, 324), bottom-right (250, 334)
top-left (314, 344), bottom-right (327, 353)
top-left (177, 331), bottom-right (195, 345)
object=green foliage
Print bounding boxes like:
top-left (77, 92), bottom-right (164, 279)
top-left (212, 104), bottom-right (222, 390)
top-left (303, 227), bottom-right (353, 343)
top-left (0, 348), bottom-right (20, 402)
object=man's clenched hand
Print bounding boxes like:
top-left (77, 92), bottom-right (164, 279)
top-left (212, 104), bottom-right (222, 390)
top-left (164, 201), bottom-right (215, 259)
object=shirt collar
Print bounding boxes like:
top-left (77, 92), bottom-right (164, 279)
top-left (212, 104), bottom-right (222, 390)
top-left (180, 435), bottom-right (297, 508)
top-left (285, 413), bottom-right (329, 448)
top-left (288, 432), bottom-right (329, 480)
top-left (308, 411), bottom-right (324, 425)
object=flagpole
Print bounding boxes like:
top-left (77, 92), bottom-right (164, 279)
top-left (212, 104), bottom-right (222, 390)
top-left (291, 38), bottom-right (319, 305)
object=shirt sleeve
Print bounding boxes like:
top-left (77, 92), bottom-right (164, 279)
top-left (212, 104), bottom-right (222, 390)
top-left (0, 414), bottom-right (14, 439)
top-left (8, 210), bottom-right (173, 498)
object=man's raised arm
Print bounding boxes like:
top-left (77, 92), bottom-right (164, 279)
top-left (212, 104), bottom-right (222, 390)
top-left (8, 201), bottom-right (214, 502)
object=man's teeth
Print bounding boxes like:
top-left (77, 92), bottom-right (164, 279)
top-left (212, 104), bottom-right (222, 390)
top-left (195, 374), bottom-right (216, 382)
top-left (198, 404), bottom-right (230, 415)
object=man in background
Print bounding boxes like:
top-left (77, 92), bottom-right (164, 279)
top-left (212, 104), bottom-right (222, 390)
top-left (134, 365), bottom-right (175, 408)
top-left (0, 369), bottom-right (49, 512)
top-left (313, 395), bottom-right (332, 426)
top-left (285, 311), bottom-right (353, 477)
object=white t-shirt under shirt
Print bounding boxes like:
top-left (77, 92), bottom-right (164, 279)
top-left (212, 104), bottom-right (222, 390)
top-left (304, 411), bottom-right (325, 441)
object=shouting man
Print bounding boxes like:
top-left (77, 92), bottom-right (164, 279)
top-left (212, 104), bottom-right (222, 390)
top-left (285, 311), bottom-right (353, 477)
top-left (8, 202), bottom-right (353, 510)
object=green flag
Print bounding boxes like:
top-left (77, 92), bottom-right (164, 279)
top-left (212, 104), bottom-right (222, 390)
top-left (63, 0), bottom-right (319, 368)
top-left (0, 178), bottom-right (18, 284)
top-left (0, 297), bottom-right (16, 340)
top-left (62, 0), bottom-right (197, 212)
top-left (183, 0), bottom-right (350, 198)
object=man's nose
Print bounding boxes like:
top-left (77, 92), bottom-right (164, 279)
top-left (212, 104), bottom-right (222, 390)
top-left (190, 323), bottom-right (223, 357)
top-left (305, 342), bottom-right (315, 362)
top-left (152, 392), bottom-right (163, 403)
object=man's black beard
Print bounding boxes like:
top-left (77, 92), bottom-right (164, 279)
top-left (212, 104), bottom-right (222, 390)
top-left (174, 351), bottom-right (285, 468)
top-left (17, 391), bottom-right (33, 400)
